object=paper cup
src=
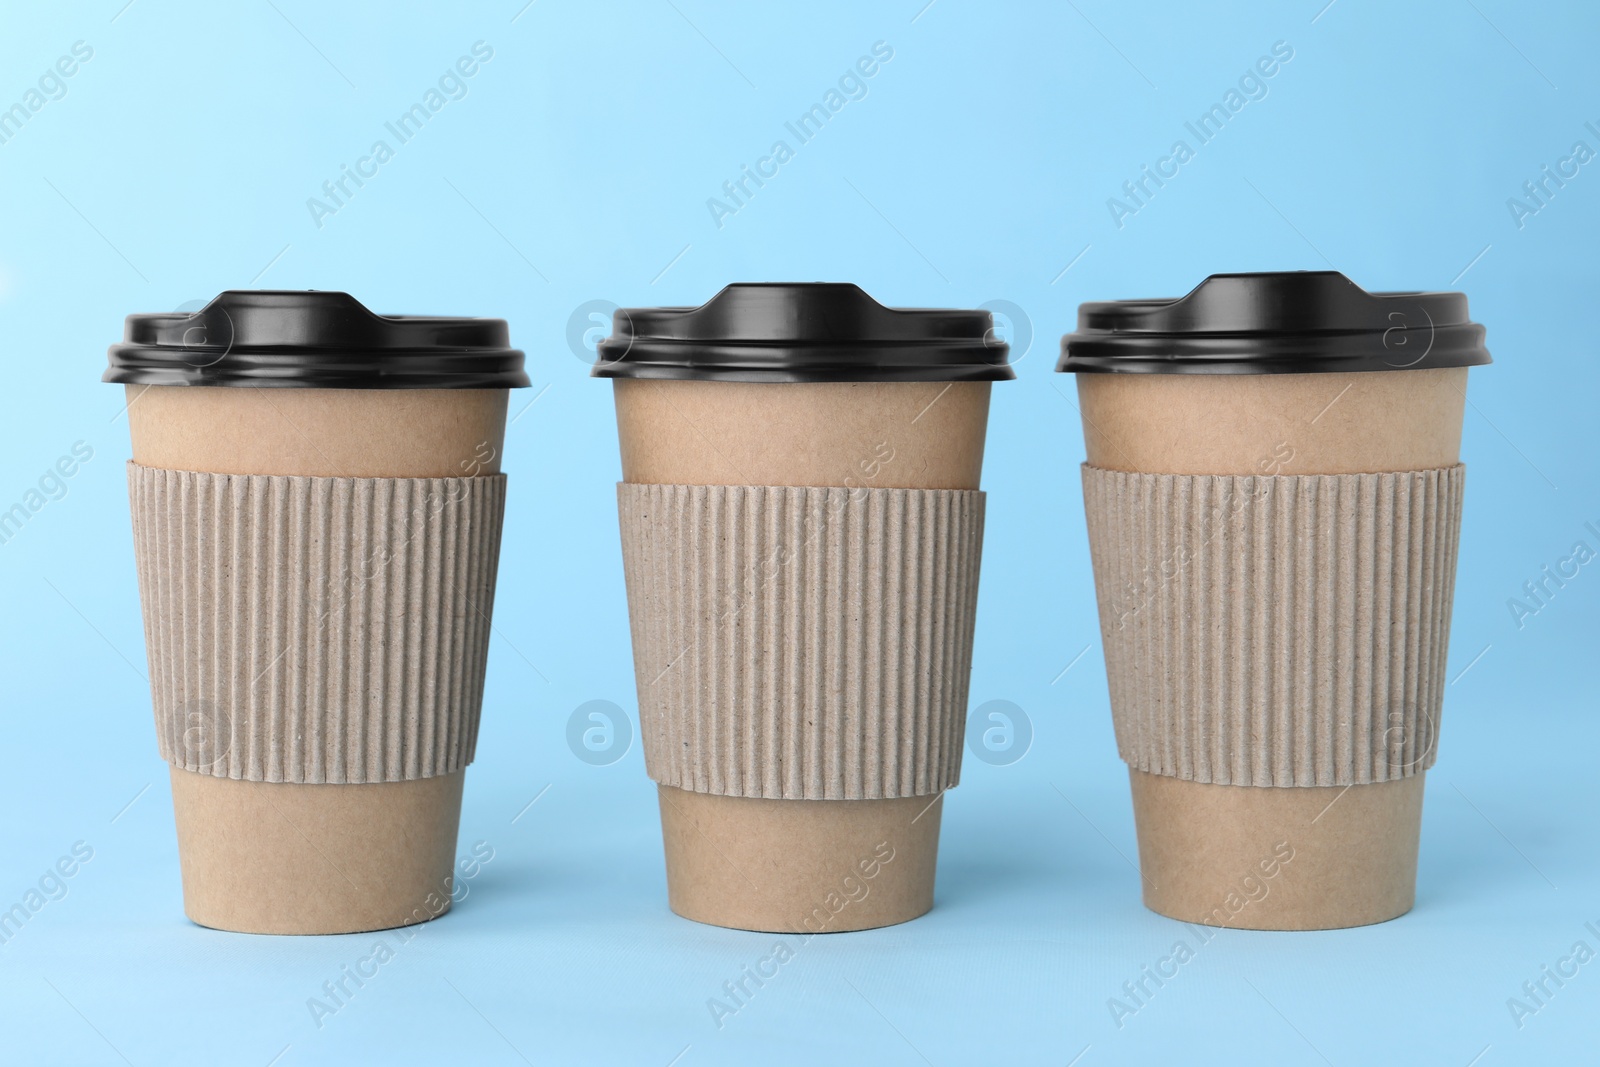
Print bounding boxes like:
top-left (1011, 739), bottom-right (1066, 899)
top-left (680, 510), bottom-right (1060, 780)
top-left (107, 292), bottom-right (527, 934)
top-left (597, 284), bottom-right (1012, 932)
top-left (1060, 272), bottom-right (1490, 930)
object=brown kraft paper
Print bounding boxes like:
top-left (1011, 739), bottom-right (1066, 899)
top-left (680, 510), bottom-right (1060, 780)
top-left (1076, 368), bottom-right (1467, 929)
top-left (658, 786), bottom-right (943, 933)
top-left (170, 766), bottom-right (465, 936)
top-left (127, 385), bottom-right (507, 934)
top-left (613, 379), bottom-right (991, 931)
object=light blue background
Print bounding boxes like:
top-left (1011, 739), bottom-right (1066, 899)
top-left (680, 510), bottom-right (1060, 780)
top-left (1, 1), bottom-right (1595, 1064)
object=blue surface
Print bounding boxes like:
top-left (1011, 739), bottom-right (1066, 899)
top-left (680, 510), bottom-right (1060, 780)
top-left (1, 1), bottom-right (1596, 1064)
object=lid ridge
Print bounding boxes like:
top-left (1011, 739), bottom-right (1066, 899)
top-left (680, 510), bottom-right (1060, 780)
top-left (105, 290), bottom-right (529, 389)
top-left (593, 282), bottom-right (1017, 383)
top-left (1059, 270), bottom-right (1490, 375)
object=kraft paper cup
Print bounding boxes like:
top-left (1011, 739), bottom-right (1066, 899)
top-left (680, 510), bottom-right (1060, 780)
top-left (106, 291), bottom-right (527, 934)
top-left (1059, 271), bottom-right (1490, 930)
top-left (595, 283), bottom-right (1014, 932)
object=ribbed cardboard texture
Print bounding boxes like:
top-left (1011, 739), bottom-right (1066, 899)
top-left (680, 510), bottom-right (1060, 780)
top-left (1083, 464), bottom-right (1464, 787)
top-left (618, 482), bottom-right (983, 800)
top-left (1075, 368), bottom-right (1469, 929)
top-left (126, 385), bottom-right (508, 934)
top-left (612, 379), bottom-right (991, 931)
top-left (128, 463), bottom-right (506, 784)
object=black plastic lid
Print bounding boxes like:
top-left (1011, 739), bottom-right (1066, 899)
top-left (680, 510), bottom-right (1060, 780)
top-left (104, 291), bottom-right (530, 388)
top-left (1058, 271), bottom-right (1491, 375)
top-left (591, 283), bottom-right (1016, 383)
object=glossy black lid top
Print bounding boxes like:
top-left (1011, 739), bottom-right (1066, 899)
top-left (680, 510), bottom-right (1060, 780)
top-left (591, 283), bottom-right (1016, 382)
top-left (104, 290), bottom-right (530, 388)
top-left (1058, 271), bottom-right (1491, 374)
